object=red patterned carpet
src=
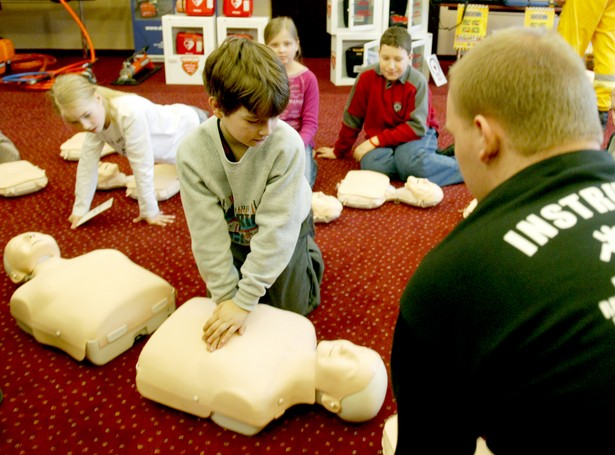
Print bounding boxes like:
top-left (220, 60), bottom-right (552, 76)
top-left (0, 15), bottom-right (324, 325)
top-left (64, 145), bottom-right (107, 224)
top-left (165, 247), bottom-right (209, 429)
top-left (1, 53), bottom-right (605, 453)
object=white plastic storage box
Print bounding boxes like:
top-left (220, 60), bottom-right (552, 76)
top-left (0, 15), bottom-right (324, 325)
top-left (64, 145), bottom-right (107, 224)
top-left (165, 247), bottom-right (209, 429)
top-left (408, 0), bottom-right (429, 35)
top-left (331, 31), bottom-right (431, 86)
top-left (409, 32), bottom-right (432, 80)
top-left (162, 14), bottom-right (217, 85)
top-left (216, 16), bottom-right (269, 44)
top-left (330, 32), bottom-right (380, 86)
top-left (327, 0), bottom-right (384, 34)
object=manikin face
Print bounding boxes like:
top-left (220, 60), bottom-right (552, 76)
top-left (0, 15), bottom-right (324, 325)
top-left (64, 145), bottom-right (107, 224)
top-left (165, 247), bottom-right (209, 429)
top-left (315, 340), bottom-right (387, 421)
top-left (266, 28), bottom-right (299, 67)
top-left (315, 340), bottom-right (381, 398)
top-left (60, 94), bottom-right (107, 133)
top-left (378, 44), bottom-right (411, 82)
top-left (3, 232), bottom-right (60, 282)
top-left (214, 102), bottom-right (279, 150)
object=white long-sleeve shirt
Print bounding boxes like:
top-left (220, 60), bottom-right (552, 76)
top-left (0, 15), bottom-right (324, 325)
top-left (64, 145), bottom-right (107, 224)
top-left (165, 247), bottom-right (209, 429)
top-left (72, 94), bottom-right (200, 218)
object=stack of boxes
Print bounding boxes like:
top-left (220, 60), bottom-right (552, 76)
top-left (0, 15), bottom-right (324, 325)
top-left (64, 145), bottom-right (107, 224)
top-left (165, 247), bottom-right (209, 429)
top-left (326, 0), bottom-right (431, 86)
top-left (162, 0), bottom-right (268, 85)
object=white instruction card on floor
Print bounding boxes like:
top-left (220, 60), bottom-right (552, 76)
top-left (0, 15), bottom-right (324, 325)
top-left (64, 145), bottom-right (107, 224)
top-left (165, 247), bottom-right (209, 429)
top-left (76, 197), bottom-right (114, 227)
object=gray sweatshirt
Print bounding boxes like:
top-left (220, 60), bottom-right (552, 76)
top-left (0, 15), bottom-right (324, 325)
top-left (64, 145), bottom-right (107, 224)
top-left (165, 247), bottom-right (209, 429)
top-left (177, 117), bottom-right (311, 311)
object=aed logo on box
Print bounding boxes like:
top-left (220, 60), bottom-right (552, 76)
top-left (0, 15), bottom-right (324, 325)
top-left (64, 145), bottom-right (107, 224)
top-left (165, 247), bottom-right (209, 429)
top-left (176, 32), bottom-right (204, 54)
top-left (186, 0), bottom-right (215, 16)
top-left (223, 0), bottom-right (253, 17)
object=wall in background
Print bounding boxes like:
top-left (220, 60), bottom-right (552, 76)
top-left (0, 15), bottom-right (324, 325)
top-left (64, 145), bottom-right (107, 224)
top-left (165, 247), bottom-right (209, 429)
top-left (0, 0), bottom-right (271, 51)
top-left (271, 0), bottom-right (329, 58)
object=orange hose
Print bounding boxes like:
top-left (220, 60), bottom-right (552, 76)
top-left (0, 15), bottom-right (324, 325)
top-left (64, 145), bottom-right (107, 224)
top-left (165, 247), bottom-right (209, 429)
top-left (57, 0), bottom-right (96, 64)
top-left (10, 53), bottom-right (57, 72)
top-left (21, 0), bottom-right (97, 90)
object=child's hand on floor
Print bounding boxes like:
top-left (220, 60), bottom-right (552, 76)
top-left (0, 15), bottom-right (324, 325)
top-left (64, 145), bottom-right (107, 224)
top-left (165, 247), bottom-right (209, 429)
top-left (315, 147), bottom-right (336, 159)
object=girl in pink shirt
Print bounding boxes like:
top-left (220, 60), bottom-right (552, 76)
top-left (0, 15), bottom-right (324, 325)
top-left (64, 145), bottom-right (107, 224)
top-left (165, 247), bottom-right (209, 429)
top-left (265, 17), bottom-right (319, 187)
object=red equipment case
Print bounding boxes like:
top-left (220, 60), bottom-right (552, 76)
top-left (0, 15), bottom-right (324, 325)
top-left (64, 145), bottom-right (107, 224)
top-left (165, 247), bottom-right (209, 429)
top-left (223, 0), bottom-right (253, 17)
top-left (186, 0), bottom-right (215, 16)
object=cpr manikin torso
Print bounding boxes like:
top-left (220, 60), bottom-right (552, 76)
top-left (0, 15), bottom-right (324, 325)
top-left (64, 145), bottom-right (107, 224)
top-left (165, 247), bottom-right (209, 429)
top-left (136, 297), bottom-right (388, 435)
top-left (4, 232), bottom-right (176, 365)
top-left (0, 160), bottom-right (48, 197)
top-left (96, 161), bottom-right (180, 201)
top-left (336, 170), bottom-right (444, 209)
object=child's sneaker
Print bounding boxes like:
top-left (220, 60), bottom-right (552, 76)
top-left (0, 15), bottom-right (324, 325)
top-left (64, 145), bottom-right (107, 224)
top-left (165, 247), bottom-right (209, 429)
top-left (437, 144), bottom-right (455, 156)
top-left (599, 110), bottom-right (608, 130)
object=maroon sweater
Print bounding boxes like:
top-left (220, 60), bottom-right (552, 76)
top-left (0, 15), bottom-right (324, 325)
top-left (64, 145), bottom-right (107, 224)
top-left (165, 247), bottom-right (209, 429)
top-left (333, 64), bottom-right (439, 158)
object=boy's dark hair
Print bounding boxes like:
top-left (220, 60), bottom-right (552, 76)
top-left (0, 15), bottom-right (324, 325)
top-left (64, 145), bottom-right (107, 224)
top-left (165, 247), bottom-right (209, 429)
top-left (380, 26), bottom-right (413, 54)
top-left (203, 37), bottom-right (290, 118)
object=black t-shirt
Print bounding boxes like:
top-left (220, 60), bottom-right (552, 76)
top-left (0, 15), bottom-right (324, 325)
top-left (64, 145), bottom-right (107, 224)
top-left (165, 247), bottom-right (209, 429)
top-left (391, 150), bottom-right (615, 454)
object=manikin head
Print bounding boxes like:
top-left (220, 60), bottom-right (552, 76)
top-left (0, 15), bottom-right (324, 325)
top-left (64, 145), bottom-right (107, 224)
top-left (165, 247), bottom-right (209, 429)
top-left (315, 339), bottom-right (388, 422)
top-left (3, 232), bottom-right (61, 283)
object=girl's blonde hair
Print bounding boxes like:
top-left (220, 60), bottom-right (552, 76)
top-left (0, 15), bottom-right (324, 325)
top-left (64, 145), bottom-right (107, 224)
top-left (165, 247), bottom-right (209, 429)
top-left (49, 74), bottom-right (125, 125)
top-left (264, 16), bottom-right (303, 63)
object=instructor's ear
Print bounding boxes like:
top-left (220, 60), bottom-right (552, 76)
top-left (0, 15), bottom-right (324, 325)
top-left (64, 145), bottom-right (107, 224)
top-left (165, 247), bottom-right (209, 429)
top-left (474, 115), bottom-right (501, 163)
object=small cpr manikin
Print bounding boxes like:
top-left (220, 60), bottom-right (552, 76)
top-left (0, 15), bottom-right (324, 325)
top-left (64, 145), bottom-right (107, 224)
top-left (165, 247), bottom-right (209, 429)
top-left (136, 297), bottom-right (388, 435)
top-left (0, 160), bottom-right (48, 197)
top-left (336, 170), bottom-right (444, 209)
top-left (97, 161), bottom-right (180, 201)
top-left (3, 232), bottom-right (176, 365)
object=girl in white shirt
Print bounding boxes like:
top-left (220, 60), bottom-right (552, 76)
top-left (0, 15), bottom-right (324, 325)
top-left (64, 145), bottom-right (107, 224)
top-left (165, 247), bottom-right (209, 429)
top-left (49, 73), bottom-right (206, 228)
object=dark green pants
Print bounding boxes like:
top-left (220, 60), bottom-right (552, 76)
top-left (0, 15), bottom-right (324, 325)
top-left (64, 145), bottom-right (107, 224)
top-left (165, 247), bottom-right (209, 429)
top-left (231, 211), bottom-right (323, 316)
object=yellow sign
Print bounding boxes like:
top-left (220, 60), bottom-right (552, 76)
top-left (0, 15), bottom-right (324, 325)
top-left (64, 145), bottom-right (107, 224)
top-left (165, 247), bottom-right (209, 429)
top-left (454, 4), bottom-right (489, 51)
top-left (524, 7), bottom-right (556, 29)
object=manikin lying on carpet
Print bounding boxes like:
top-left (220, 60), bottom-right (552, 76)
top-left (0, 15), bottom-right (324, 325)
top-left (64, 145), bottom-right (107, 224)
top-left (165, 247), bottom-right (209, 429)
top-left (96, 161), bottom-right (180, 202)
top-left (0, 160), bottom-right (48, 197)
top-left (0, 129), bottom-right (48, 197)
top-left (136, 297), bottom-right (388, 436)
top-left (3, 232), bottom-right (176, 365)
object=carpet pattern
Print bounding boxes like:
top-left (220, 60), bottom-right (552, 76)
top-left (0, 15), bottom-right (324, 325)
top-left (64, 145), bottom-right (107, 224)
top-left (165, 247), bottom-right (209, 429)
top-left (1, 54), bottom-right (609, 453)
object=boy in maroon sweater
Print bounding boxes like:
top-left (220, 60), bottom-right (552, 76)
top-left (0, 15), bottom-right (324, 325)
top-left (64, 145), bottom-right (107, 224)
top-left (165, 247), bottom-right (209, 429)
top-left (316, 27), bottom-right (462, 187)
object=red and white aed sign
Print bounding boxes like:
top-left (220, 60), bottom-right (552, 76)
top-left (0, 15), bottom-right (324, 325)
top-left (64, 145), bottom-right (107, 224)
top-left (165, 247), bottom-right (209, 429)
top-left (186, 0), bottom-right (215, 16)
top-left (223, 0), bottom-right (253, 17)
top-left (176, 32), bottom-right (204, 55)
top-left (181, 57), bottom-right (201, 76)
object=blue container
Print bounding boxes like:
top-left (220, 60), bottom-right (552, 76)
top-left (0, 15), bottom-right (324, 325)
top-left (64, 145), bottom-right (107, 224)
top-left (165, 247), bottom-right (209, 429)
top-left (131, 0), bottom-right (176, 59)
